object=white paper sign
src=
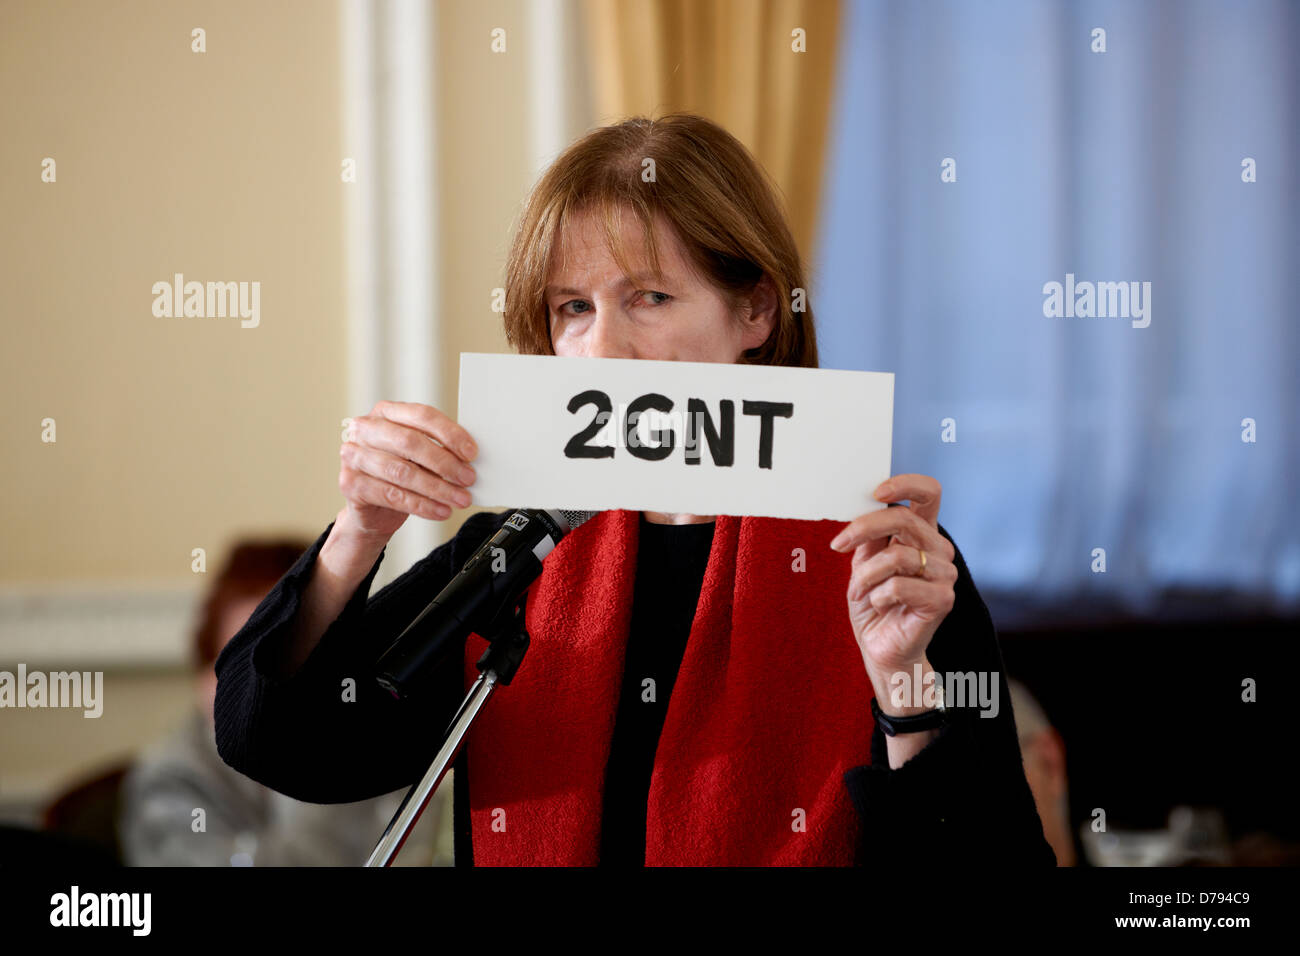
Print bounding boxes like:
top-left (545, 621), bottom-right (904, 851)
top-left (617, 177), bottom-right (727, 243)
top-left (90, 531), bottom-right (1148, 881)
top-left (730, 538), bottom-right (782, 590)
top-left (456, 352), bottom-right (893, 521)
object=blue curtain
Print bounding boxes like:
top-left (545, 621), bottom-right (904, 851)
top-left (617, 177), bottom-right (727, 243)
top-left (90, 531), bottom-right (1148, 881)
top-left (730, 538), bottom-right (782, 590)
top-left (813, 0), bottom-right (1299, 623)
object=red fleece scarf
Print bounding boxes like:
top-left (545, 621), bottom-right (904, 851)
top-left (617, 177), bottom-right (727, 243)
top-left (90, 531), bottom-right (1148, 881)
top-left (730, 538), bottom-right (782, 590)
top-left (461, 509), bottom-right (876, 865)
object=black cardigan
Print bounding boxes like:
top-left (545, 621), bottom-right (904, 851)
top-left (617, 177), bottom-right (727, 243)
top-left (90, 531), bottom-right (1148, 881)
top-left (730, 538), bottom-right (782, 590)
top-left (214, 508), bottom-right (1055, 866)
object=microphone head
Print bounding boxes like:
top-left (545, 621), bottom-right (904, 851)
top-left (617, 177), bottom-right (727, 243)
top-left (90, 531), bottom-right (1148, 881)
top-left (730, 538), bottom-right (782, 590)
top-left (551, 509), bottom-right (597, 536)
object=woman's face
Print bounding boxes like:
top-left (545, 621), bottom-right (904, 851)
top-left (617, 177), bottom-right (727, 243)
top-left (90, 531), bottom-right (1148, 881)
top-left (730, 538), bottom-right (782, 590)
top-left (545, 208), bottom-right (775, 363)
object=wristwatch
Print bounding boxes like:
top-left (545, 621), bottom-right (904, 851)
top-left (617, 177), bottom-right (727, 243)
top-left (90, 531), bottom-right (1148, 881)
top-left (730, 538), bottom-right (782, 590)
top-left (871, 682), bottom-right (947, 736)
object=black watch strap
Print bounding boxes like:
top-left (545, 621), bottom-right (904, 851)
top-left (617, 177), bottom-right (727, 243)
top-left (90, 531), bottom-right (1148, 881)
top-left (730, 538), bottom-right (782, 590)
top-left (871, 696), bottom-right (948, 736)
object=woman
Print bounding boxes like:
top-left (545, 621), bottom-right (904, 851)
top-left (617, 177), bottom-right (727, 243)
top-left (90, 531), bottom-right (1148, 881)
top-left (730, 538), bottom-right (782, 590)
top-left (215, 113), bottom-right (1054, 866)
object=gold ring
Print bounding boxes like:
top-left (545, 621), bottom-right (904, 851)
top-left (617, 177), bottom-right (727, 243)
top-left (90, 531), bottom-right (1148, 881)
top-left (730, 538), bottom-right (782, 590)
top-left (917, 547), bottom-right (927, 577)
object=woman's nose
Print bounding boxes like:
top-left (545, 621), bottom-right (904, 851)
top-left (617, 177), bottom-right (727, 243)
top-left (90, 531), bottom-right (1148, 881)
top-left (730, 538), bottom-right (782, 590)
top-left (583, 310), bottom-right (635, 360)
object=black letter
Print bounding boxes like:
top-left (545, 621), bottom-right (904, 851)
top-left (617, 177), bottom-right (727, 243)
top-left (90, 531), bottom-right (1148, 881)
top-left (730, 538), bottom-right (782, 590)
top-left (684, 398), bottom-right (735, 466)
top-left (564, 390), bottom-right (615, 459)
top-left (626, 393), bottom-right (675, 461)
top-left (741, 400), bottom-right (793, 469)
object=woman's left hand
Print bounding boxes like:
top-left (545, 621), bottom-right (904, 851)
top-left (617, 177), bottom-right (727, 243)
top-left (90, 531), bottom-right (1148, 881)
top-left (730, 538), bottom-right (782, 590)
top-left (829, 474), bottom-right (958, 702)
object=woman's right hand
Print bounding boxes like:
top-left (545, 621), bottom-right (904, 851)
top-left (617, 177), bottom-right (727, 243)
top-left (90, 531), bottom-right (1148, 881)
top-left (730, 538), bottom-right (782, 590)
top-left (336, 400), bottom-right (478, 541)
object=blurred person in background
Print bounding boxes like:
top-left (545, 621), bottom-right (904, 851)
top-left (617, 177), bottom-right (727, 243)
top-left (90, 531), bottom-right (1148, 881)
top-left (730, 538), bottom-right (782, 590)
top-left (1008, 679), bottom-right (1077, 867)
top-left (119, 539), bottom-right (445, 866)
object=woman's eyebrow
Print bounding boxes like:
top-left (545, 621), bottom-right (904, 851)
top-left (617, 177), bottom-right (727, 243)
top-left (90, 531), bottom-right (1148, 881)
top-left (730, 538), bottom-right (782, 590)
top-left (546, 272), bottom-right (670, 297)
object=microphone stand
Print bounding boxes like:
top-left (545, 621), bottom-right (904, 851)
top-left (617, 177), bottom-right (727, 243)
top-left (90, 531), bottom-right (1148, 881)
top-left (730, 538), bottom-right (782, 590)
top-left (364, 593), bottom-right (531, 867)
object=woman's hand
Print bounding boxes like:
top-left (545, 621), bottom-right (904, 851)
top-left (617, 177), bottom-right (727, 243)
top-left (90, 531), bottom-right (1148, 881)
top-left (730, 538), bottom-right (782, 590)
top-left (829, 474), bottom-right (957, 713)
top-left (337, 400), bottom-right (479, 542)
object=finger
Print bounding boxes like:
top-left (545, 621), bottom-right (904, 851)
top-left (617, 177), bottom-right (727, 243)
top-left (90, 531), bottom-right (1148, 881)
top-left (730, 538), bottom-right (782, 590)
top-left (849, 544), bottom-right (957, 601)
top-left (864, 574), bottom-right (955, 622)
top-left (373, 400), bottom-right (478, 462)
top-left (873, 474), bottom-right (942, 527)
top-left (351, 415), bottom-right (477, 489)
top-left (341, 442), bottom-right (473, 509)
top-left (849, 533), bottom-right (890, 570)
top-left (830, 505), bottom-right (951, 558)
top-left (339, 467), bottom-right (456, 520)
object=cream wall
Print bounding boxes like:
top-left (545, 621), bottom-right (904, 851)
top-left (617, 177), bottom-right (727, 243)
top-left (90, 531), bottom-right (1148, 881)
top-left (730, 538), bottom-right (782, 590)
top-left (0, 0), bottom-right (570, 832)
top-left (435, 0), bottom-right (593, 398)
top-left (2, 0), bottom-right (350, 585)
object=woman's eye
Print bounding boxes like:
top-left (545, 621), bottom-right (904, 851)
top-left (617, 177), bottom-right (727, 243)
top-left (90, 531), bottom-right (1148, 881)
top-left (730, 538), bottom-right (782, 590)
top-left (558, 293), bottom-right (667, 315)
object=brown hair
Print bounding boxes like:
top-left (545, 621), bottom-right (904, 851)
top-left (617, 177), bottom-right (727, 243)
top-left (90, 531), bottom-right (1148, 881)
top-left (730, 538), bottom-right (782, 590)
top-left (503, 112), bottom-right (818, 369)
top-left (194, 539), bottom-right (310, 670)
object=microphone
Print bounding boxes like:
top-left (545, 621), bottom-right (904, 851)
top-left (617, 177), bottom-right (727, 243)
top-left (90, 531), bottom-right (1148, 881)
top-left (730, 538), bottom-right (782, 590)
top-left (373, 508), bottom-right (596, 699)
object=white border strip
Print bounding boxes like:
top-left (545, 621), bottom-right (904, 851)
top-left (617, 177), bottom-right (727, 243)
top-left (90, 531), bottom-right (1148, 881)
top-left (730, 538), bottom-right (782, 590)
top-left (341, 0), bottom-right (439, 585)
top-left (0, 585), bottom-right (195, 669)
top-left (527, 0), bottom-right (570, 176)
top-left (342, 0), bottom-right (380, 426)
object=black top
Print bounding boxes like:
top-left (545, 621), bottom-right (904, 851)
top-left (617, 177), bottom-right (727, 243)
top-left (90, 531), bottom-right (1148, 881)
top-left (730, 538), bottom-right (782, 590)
top-left (598, 514), bottom-right (716, 866)
top-left (213, 508), bottom-right (1055, 866)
